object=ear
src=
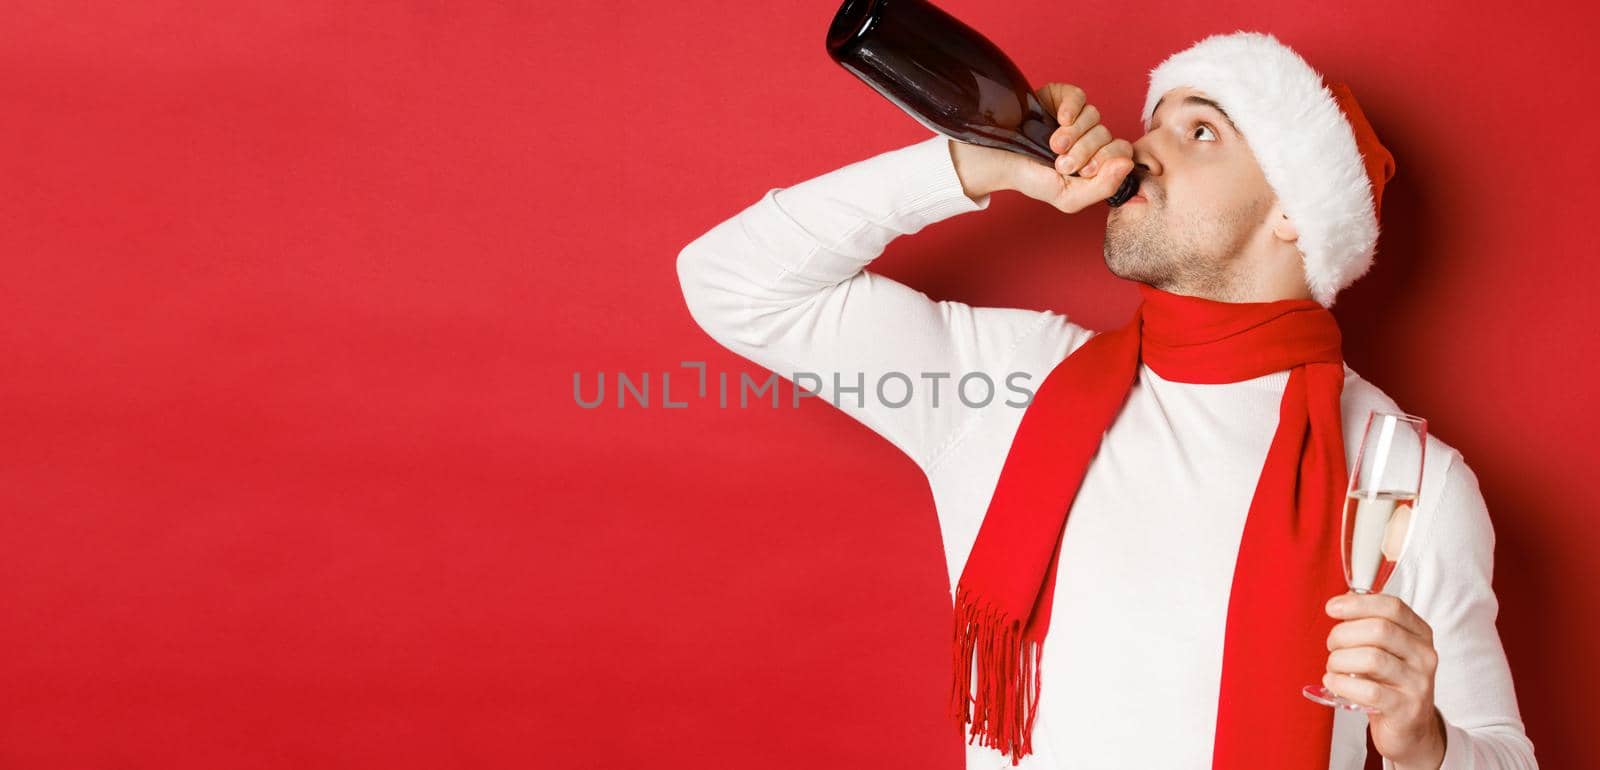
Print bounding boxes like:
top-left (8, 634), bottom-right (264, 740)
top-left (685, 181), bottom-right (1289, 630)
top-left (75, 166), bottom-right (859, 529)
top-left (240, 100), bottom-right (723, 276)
top-left (1271, 210), bottom-right (1299, 243)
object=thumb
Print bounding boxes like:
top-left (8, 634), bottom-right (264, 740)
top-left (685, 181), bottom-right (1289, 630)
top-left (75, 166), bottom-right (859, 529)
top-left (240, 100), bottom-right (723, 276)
top-left (1059, 157), bottom-right (1136, 213)
top-left (1009, 157), bottom-right (1071, 202)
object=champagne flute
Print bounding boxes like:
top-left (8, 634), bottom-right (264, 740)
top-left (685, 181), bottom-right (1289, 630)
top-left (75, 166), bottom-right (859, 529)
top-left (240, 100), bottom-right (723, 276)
top-left (1302, 409), bottom-right (1428, 710)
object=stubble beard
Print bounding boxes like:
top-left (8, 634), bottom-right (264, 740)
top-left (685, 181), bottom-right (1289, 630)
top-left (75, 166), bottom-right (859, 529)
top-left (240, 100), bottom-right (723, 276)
top-left (1102, 193), bottom-right (1268, 299)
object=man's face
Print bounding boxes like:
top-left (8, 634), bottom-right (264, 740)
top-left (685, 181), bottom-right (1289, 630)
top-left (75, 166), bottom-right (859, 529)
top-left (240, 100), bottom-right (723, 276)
top-left (1103, 87), bottom-right (1281, 296)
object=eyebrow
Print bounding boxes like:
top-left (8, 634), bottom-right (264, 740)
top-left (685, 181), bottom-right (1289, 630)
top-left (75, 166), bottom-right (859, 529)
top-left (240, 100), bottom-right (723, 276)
top-left (1150, 95), bottom-right (1239, 135)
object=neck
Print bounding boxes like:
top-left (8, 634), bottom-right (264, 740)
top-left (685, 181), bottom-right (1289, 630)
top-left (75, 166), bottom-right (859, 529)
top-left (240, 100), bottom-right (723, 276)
top-left (1154, 276), bottom-right (1313, 304)
top-left (1153, 242), bottom-right (1314, 304)
top-left (1157, 209), bottom-right (1315, 303)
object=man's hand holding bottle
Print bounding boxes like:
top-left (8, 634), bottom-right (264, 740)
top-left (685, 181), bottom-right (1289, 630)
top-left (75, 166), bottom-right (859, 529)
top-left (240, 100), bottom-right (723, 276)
top-left (949, 82), bottom-right (1138, 214)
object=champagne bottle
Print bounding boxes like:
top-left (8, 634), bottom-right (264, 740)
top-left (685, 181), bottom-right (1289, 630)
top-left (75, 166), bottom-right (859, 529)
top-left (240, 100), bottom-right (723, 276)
top-left (826, 0), bottom-right (1140, 207)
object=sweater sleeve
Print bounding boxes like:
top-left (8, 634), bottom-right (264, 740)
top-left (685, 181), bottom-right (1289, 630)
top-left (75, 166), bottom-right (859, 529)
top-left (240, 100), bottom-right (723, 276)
top-left (1385, 452), bottom-right (1538, 770)
top-left (675, 133), bottom-right (1073, 471)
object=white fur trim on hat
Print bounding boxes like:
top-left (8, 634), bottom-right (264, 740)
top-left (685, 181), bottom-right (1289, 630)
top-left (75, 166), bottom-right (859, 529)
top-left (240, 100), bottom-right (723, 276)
top-left (1139, 31), bottom-right (1378, 307)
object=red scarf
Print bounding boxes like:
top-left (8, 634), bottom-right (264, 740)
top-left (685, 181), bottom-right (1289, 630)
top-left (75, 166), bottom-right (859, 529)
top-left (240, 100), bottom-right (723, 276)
top-left (950, 283), bottom-right (1349, 767)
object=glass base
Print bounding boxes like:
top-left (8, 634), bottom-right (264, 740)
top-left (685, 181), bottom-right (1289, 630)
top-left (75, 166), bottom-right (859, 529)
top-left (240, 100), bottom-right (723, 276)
top-left (1302, 683), bottom-right (1380, 714)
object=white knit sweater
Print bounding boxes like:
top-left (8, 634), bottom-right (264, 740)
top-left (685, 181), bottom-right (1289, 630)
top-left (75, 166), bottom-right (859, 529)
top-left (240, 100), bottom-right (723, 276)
top-left (675, 133), bottom-right (1536, 770)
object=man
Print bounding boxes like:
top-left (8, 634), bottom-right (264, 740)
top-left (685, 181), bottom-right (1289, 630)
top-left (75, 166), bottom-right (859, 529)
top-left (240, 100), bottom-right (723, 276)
top-left (675, 31), bottom-right (1536, 770)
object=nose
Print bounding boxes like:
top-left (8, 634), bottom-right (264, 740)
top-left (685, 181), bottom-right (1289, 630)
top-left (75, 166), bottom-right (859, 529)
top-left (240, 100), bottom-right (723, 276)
top-left (1131, 131), bottom-right (1162, 178)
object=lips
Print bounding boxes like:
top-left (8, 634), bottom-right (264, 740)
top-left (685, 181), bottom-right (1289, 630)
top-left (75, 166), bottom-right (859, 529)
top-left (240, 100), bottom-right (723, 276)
top-left (1111, 174), bottom-right (1155, 208)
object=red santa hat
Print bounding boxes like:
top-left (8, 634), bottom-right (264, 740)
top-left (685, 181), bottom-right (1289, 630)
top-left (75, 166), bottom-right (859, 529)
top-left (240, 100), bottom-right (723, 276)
top-left (1138, 31), bottom-right (1397, 307)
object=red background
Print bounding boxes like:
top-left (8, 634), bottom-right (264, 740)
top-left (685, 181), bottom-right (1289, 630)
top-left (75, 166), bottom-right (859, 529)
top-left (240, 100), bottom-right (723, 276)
top-left (2, 2), bottom-right (1592, 768)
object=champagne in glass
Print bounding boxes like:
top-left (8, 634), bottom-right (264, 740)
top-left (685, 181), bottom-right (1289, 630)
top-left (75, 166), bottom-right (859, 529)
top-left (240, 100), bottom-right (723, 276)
top-left (1302, 409), bottom-right (1428, 711)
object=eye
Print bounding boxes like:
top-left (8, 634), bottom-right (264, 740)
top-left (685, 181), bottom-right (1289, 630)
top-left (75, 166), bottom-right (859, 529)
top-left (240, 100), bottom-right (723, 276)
top-left (1191, 123), bottom-right (1218, 142)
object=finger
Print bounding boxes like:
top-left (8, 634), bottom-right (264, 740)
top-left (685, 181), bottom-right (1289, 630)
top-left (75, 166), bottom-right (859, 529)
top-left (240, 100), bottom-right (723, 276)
top-left (1079, 138), bottom-right (1133, 178)
top-left (1327, 592), bottom-right (1434, 644)
top-left (1038, 83), bottom-right (1087, 130)
top-left (1326, 617), bottom-right (1431, 667)
top-left (1057, 124), bottom-right (1112, 176)
top-left (1327, 645), bottom-right (1411, 687)
top-left (1050, 103), bottom-right (1099, 154)
top-left (1321, 671), bottom-right (1389, 713)
top-left (1011, 159), bottom-right (1070, 202)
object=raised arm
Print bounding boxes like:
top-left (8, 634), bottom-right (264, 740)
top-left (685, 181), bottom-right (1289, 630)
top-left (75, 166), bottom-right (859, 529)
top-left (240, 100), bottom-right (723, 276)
top-left (675, 133), bottom-right (1066, 470)
top-left (675, 82), bottom-right (1135, 469)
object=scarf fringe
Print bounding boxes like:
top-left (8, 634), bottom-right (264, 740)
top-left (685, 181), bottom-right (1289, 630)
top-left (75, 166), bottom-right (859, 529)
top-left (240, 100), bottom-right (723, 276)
top-left (949, 586), bottom-right (1042, 766)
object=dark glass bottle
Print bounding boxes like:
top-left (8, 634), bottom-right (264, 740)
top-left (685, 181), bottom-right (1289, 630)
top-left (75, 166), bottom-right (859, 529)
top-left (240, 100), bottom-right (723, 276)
top-left (826, 0), bottom-right (1140, 207)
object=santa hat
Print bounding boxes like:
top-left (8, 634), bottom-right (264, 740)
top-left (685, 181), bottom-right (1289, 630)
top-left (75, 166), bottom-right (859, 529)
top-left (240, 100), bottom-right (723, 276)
top-left (1138, 31), bottom-right (1397, 307)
